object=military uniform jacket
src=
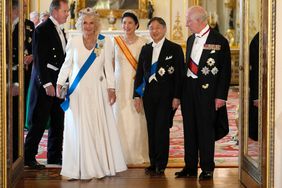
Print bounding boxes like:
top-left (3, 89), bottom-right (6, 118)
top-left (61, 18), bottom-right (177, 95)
top-left (134, 38), bottom-right (184, 99)
top-left (31, 18), bottom-right (67, 87)
top-left (185, 29), bottom-right (231, 101)
top-left (185, 29), bottom-right (231, 140)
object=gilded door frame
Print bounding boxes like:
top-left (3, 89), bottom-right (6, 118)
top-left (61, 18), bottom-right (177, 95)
top-left (239, 0), bottom-right (276, 187)
top-left (0, 0), bottom-right (7, 187)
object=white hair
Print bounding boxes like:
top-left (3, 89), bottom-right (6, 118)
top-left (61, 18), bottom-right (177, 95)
top-left (30, 11), bottom-right (39, 20)
top-left (187, 5), bottom-right (208, 22)
top-left (75, 7), bottom-right (101, 35)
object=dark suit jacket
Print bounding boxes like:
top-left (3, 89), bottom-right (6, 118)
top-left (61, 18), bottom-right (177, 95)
top-left (134, 38), bottom-right (184, 100)
top-left (185, 29), bottom-right (231, 139)
top-left (28, 18), bottom-right (67, 123)
top-left (12, 19), bottom-right (35, 84)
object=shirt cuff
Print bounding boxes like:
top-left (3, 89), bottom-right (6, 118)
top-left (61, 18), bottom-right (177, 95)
top-left (43, 82), bottom-right (52, 88)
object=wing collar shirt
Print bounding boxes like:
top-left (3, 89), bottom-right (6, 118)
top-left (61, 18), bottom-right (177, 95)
top-left (149, 37), bottom-right (165, 83)
top-left (187, 24), bottom-right (210, 78)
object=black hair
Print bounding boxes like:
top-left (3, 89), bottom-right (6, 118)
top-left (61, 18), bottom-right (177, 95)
top-left (49, 0), bottom-right (68, 14)
top-left (121, 12), bottom-right (139, 29)
top-left (147, 17), bottom-right (166, 28)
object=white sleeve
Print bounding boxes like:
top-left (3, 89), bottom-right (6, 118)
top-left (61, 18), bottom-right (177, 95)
top-left (57, 37), bottom-right (74, 85)
top-left (103, 36), bottom-right (115, 89)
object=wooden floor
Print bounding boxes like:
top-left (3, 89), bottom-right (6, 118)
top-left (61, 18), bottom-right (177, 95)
top-left (16, 167), bottom-right (244, 188)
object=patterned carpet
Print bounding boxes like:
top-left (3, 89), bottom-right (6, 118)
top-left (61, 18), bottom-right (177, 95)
top-left (168, 87), bottom-right (240, 167)
top-left (28, 87), bottom-right (243, 167)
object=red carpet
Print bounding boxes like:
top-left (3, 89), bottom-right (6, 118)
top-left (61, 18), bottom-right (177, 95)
top-left (26, 87), bottom-right (249, 167)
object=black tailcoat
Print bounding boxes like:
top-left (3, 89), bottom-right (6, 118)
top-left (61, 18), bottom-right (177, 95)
top-left (181, 29), bottom-right (231, 172)
top-left (134, 38), bottom-right (184, 170)
top-left (24, 18), bottom-right (66, 163)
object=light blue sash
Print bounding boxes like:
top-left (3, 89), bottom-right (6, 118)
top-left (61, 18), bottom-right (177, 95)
top-left (61, 34), bottom-right (105, 111)
top-left (135, 61), bottom-right (158, 97)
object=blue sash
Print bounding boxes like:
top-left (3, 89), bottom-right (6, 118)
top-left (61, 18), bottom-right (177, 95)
top-left (61, 34), bottom-right (105, 111)
top-left (135, 61), bottom-right (158, 97)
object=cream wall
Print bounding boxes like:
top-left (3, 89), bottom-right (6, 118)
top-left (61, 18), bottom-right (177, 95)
top-left (30, 0), bottom-right (189, 41)
top-left (275, 0), bottom-right (282, 187)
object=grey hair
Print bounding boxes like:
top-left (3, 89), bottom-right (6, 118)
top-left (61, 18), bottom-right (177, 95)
top-left (75, 7), bottom-right (101, 35)
top-left (187, 5), bottom-right (208, 22)
top-left (49, 0), bottom-right (68, 15)
top-left (40, 11), bottom-right (50, 20)
top-left (30, 11), bottom-right (39, 20)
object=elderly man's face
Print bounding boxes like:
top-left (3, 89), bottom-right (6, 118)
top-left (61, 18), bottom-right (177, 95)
top-left (186, 11), bottom-right (202, 34)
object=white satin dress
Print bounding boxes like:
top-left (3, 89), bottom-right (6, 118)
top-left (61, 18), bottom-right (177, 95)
top-left (113, 36), bottom-right (149, 165)
top-left (57, 35), bottom-right (127, 179)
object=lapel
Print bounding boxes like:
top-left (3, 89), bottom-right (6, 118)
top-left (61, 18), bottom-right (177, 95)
top-left (144, 43), bottom-right (153, 73)
top-left (62, 28), bottom-right (67, 44)
top-left (186, 35), bottom-right (195, 63)
top-left (157, 38), bottom-right (168, 67)
top-left (198, 30), bottom-right (215, 69)
top-left (47, 19), bottom-right (64, 54)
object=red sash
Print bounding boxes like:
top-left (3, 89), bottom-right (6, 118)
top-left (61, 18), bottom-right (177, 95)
top-left (188, 58), bottom-right (198, 75)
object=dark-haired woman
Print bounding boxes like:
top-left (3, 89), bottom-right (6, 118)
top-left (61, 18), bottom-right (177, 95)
top-left (113, 10), bottom-right (149, 165)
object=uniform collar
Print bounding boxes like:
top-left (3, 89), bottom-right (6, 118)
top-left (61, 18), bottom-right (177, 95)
top-left (195, 25), bottom-right (210, 38)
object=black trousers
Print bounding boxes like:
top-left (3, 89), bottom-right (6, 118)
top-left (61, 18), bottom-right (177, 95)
top-left (181, 77), bottom-right (216, 172)
top-left (24, 87), bottom-right (64, 163)
top-left (143, 81), bottom-right (171, 170)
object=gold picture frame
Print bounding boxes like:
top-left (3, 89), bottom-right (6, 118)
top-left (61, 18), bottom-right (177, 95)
top-left (80, 0), bottom-right (149, 18)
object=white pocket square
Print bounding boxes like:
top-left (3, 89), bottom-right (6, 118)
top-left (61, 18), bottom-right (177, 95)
top-left (165, 56), bottom-right (173, 60)
top-left (47, 63), bottom-right (59, 71)
top-left (210, 50), bottom-right (216, 54)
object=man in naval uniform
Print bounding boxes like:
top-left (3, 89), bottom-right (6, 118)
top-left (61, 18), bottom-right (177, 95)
top-left (24, 0), bottom-right (69, 169)
top-left (134, 17), bottom-right (184, 176)
top-left (175, 6), bottom-right (231, 180)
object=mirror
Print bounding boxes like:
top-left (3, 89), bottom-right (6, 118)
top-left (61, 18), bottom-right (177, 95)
top-left (6, 0), bottom-right (25, 186)
top-left (246, 0), bottom-right (260, 164)
top-left (240, 0), bottom-right (275, 187)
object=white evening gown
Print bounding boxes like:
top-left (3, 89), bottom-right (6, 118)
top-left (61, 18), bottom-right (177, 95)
top-left (113, 36), bottom-right (149, 164)
top-left (57, 35), bottom-right (127, 179)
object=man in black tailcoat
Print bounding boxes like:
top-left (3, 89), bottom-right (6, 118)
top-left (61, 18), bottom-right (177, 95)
top-left (24, 0), bottom-right (69, 169)
top-left (175, 6), bottom-right (231, 180)
top-left (134, 17), bottom-right (184, 176)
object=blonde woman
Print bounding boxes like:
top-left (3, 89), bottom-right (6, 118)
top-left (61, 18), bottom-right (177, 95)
top-left (56, 7), bottom-right (127, 180)
top-left (113, 10), bottom-right (149, 165)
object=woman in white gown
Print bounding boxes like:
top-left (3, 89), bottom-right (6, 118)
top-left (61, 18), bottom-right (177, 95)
top-left (113, 10), bottom-right (149, 165)
top-left (56, 8), bottom-right (127, 179)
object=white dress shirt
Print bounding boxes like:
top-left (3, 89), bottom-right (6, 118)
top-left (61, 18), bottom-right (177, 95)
top-left (187, 25), bottom-right (210, 79)
top-left (149, 37), bottom-right (165, 83)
